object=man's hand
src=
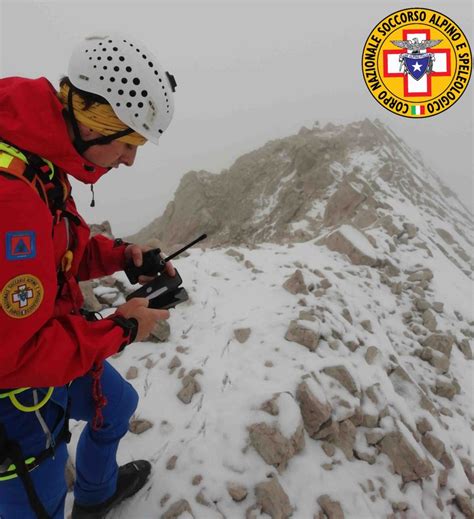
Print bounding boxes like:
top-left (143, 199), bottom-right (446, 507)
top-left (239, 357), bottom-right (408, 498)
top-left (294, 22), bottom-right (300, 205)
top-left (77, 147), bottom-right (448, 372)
top-left (116, 298), bottom-right (169, 342)
top-left (124, 243), bottom-right (176, 284)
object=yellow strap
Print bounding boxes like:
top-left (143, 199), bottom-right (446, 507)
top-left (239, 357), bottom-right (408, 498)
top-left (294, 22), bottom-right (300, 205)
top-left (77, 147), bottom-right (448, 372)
top-left (7, 387), bottom-right (54, 413)
top-left (61, 250), bottom-right (74, 273)
top-left (0, 142), bottom-right (55, 180)
top-left (0, 387), bottom-right (30, 398)
top-left (0, 457), bottom-right (36, 482)
top-left (0, 152), bottom-right (14, 169)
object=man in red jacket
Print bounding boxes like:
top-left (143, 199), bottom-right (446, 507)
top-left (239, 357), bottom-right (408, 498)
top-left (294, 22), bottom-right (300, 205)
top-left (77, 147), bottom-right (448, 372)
top-left (0, 33), bottom-right (177, 519)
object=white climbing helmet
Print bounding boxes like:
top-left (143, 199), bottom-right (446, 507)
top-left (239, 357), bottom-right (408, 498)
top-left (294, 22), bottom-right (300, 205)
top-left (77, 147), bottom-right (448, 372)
top-left (68, 33), bottom-right (177, 144)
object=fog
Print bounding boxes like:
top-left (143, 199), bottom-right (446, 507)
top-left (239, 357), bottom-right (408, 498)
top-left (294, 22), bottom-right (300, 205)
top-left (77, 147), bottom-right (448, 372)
top-left (1, 0), bottom-right (472, 236)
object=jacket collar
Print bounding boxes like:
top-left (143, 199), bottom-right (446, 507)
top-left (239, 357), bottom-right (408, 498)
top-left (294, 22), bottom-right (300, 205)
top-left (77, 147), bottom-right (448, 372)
top-left (0, 76), bottom-right (110, 184)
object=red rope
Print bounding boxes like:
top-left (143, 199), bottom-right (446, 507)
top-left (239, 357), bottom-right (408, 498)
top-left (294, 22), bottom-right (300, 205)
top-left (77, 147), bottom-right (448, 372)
top-left (90, 362), bottom-right (108, 431)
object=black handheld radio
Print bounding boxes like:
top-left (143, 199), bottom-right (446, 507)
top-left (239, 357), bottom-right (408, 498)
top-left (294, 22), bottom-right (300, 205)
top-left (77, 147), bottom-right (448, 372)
top-left (125, 234), bottom-right (207, 309)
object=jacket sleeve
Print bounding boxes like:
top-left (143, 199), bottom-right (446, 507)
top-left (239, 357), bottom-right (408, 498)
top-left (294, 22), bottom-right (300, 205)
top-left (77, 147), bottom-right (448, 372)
top-left (0, 178), bottom-right (132, 388)
top-left (77, 234), bottom-right (129, 281)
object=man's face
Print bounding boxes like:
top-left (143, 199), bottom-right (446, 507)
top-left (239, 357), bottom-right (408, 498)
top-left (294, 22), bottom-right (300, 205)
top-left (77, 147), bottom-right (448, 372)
top-left (78, 124), bottom-right (138, 169)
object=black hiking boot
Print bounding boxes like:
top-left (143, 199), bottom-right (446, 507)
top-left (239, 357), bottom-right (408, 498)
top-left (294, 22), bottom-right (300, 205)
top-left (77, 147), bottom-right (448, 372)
top-left (71, 460), bottom-right (152, 519)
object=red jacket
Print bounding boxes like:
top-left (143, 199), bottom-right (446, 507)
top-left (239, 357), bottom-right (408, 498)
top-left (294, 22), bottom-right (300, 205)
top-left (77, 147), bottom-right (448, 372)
top-left (0, 77), bottom-right (133, 388)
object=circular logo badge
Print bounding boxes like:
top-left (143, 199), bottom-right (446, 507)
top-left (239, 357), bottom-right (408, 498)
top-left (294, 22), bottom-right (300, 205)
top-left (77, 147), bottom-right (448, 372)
top-left (362, 8), bottom-right (472, 118)
top-left (1, 274), bottom-right (44, 319)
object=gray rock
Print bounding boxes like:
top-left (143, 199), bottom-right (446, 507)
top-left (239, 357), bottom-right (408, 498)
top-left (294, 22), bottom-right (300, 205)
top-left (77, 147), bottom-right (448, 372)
top-left (365, 431), bottom-right (384, 445)
top-left (342, 308), bottom-right (353, 324)
top-left (433, 379), bottom-right (459, 400)
top-left (235, 328), bottom-right (252, 343)
top-left (422, 334), bottom-right (454, 357)
top-left (415, 299), bottom-right (431, 312)
top-left (161, 499), bottom-right (195, 519)
top-left (255, 476), bottom-right (293, 519)
top-left (248, 421), bottom-right (304, 472)
top-left (177, 374), bottom-right (201, 404)
top-left (379, 431), bottom-right (435, 482)
top-left (125, 366), bottom-right (138, 380)
top-left (322, 366), bottom-right (358, 395)
top-left (407, 269), bottom-right (433, 283)
top-left (454, 494), bottom-right (473, 519)
top-left (168, 356), bottom-right (182, 371)
top-left (296, 382), bottom-right (332, 437)
top-left (456, 338), bottom-right (473, 359)
top-left (360, 320), bottom-right (373, 333)
top-left (432, 302), bottom-right (444, 314)
top-left (282, 269), bottom-right (308, 295)
top-left (327, 420), bottom-right (357, 460)
top-left (226, 248), bottom-right (245, 261)
top-left (416, 418), bottom-right (432, 434)
top-left (285, 321), bottom-right (320, 351)
top-left (298, 310), bottom-right (316, 322)
top-left (365, 346), bottom-right (380, 364)
top-left (149, 320), bottom-right (171, 342)
top-left (422, 310), bottom-right (437, 332)
top-left (317, 495), bottom-right (345, 519)
top-left (166, 455), bottom-right (178, 470)
top-left (323, 181), bottom-right (367, 228)
top-left (79, 281), bottom-right (103, 312)
top-left (129, 419), bottom-right (153, 435)
top-left (320, 279), bottom-right (332, 290)
top-left (325, 227), bottom-right (378, 267)
top-left (261, 394), bottom-right (280, 416)
top-left (460, 457), bottom-right (474, 484)
top-left (421, 433), bottom-right (445, 461)
top-left (403, 223), bottom-right (417, 238)
top-left (227, 483), bottom-right (248, 502)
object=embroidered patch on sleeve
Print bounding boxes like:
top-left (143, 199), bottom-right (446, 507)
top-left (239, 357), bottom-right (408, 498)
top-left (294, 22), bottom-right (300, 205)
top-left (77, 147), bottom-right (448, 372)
top-left (1, 274), bottom-right (44, 318)
top-left (6, 231), bottom-right (36, 260)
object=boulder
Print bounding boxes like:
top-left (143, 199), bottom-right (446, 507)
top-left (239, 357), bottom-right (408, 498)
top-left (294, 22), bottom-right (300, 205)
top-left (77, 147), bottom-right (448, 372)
top-left (421, 433), bottom-right (445, 461)
top-left (283, 269), bottom-right (309, 295)
top-left (326, 420), bottom-right (357, 460)
top-left (324, 226), bottom-right (378, 267)
top-left (255, 476), bottom-right (293, 519)
top-left (379, 431), bottom-right (435, 482)
top-left (323, 181), bottom-right (366, 227)
top-left (235, 328), bottom-right (252, 343)
top-left (248, 421), bottom-right (304, 472)
top-left (296, 381), bottom-right (332, 437)
top-left (125, 366), bottom-right (138, 380)
top-left (422, 310), bottom-right (437, 332)
top-left (407, 268), bottom-right (433, 283)
top-left (177, 374), bottom-right (201, 404)
top-left (317, 495), bottom-right (345, 519)
top-left (285, 321), bottom-right (320, 351)
top-left (149, 320), bottom-right (171, 342)
top-left (365, 346), bottom-right (380, 364)
top-left (129, 419), bottom-right (153, 435)
top-left (433, 379), bottom-right (460, 400)
top-left (454, 494), bottom-right (473, 519)
top-left (161, 499), bottom-right (195, 519)
top-left (321, 366), bottom-right (358, 395)
top-left (422, 334), bottom-right (454, 357)
top-left (79, 281), bottom-right (103, 312)
top-left (227, 483), bottom-right (248, 502)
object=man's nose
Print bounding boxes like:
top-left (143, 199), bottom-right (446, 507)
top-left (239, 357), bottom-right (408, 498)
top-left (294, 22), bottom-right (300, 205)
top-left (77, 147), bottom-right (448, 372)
top-left (121, 146), bottom-right (138, 167)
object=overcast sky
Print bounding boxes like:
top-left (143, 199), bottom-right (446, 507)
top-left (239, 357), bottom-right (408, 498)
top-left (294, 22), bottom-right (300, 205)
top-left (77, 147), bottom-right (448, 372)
top-left (1, 0), bottom-right (472, 236)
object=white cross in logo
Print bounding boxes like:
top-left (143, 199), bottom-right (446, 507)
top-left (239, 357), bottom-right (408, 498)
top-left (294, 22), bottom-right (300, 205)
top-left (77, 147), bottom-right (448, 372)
top-left (12, 284), bottom-right (33, 308)
top-left (383, 29), bottom-right (450, 96)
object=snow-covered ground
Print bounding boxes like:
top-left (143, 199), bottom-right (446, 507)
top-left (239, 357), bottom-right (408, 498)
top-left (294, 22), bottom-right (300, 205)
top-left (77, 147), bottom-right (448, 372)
top-left (65, 238), bottom-right (473, 518)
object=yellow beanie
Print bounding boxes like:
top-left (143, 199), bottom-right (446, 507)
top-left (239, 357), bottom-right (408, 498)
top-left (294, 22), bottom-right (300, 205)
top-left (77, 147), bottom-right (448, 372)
top-left (58, 83), bottom-right (147, 146)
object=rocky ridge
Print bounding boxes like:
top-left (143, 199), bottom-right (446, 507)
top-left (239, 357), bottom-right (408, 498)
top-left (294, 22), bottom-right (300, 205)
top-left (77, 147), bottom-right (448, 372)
top-left (75, 120), bottom-right (473, 518)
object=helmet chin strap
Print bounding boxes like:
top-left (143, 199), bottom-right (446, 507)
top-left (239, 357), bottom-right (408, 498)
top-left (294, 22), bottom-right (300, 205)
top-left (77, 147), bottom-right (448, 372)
top-left (67, 86), bottom-right (134, 155)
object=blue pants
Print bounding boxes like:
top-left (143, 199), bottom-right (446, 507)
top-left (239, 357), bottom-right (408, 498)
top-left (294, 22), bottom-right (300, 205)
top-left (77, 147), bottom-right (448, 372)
top-left (0, 362), bottom-right (139, 518)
